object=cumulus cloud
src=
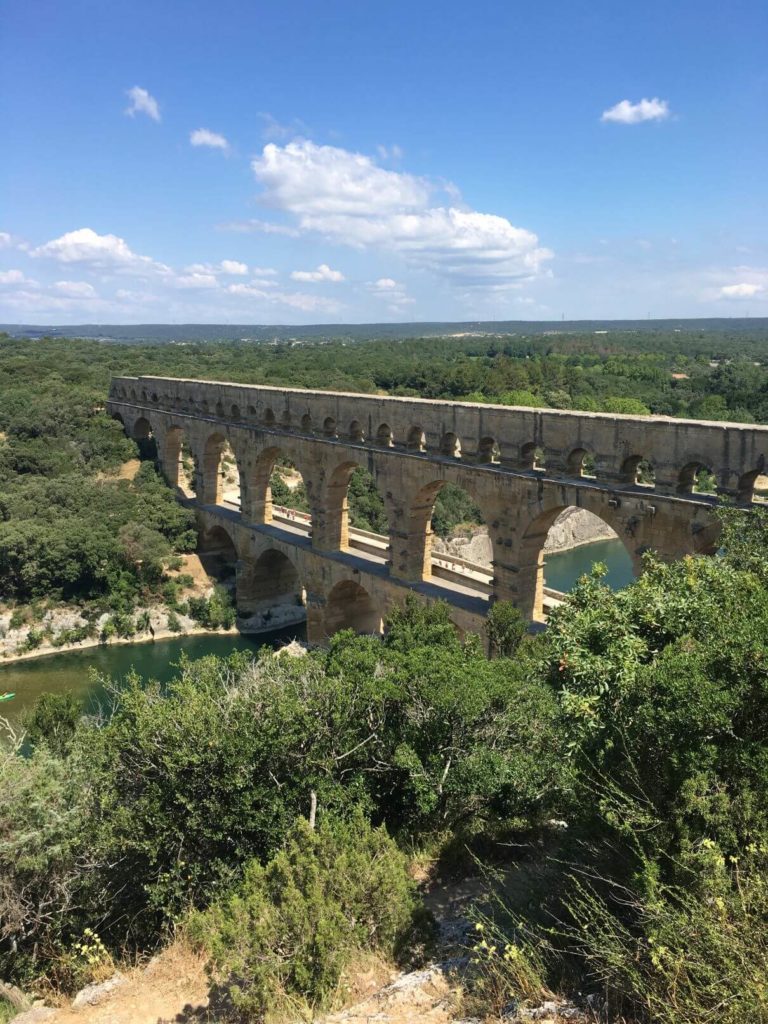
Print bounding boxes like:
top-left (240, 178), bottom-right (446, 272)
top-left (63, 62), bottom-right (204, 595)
top-left (219, 259), bottom-right (247, 275)
top-left (0, 269), bottom-right (27, 285)
top-left (376, 144), bottom-right (403, 160)
top-left (54, 280), bottom-right (97, 297)
top-left (221, 218), bottom-right (301, 237)
top-left (251, 140), bottom-right (551, 286)
top-left (290, 263), bottom-right (345, 282)
top-left (719, 282), bottom-right (764, 298)
top-left (227, 281), bottom-right (341, 313)
top-left (367, 276), bottom-right (414, 311)
top-left (31, 227), bottom-right (169, 275)
top-left (190, 128), bottom-right (229, 150)
top-left (125, 86), bottom-right (161, 122)
top-left (601, 97), bottom-right (670, 124)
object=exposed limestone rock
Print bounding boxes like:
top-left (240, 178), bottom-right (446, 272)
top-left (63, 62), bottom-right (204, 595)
top-left (542, 507), bottom-right (616, 553)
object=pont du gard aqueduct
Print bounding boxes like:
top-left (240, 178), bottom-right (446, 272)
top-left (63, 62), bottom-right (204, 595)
top-left (108, 376), bottom-right (768, 644)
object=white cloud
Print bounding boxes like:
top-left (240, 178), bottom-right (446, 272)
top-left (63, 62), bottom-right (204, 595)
top-left (251, 140), bottom-right (551, 287)
top-left (376, 144), bottom-right (403, 160)
top-left (367, 276), bottom-right (413, 311)
top-left (221, 218), bottom-right (301, 237)
top-left (219, 259), bottom-right (248, 275)
top-left (125, 86), bottom-right (161, 122)
top-left (190, 128), bottom-right (229, 151)
top-left (174, 272), bottom-right (219, 290)
top-left (719, 282), bottom-right (763, 299)
top-left (54, 280), bottom-right (97, 297)
top-left (227, 281), bottom-right (341, 313)
top-left (0, 269), bottom-right (26, 285)
top-left (254, 140), bottom-right (429, 216)
top-left (373, 277), bottom-right (398, 290)
top-left (0, 232), bottom-right (12, 249)
top-left (31, 227), bottom-right (169, 275)
top-left (290, 263), bottom-right (345, 282)
top-left (601, 97), bottom-right (670, 124)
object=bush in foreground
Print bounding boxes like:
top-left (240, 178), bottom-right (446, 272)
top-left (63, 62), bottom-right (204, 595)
top-left (188, 813), bottom-right (429, 1020)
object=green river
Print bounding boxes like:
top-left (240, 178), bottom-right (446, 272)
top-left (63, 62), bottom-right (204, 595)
top-left (0, 540), bottom-right (632, 729)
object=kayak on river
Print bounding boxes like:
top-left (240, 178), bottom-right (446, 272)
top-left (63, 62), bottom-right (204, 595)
top-left (0, 693), bottom-right (15, 702)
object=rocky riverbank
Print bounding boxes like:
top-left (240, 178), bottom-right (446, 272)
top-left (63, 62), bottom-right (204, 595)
top-left (0, 602), bottom-right (307, 667)
top-left (433, 507), bottom-right (616, 567)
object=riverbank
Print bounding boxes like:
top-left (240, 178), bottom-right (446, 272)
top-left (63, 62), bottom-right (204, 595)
top-left (0, 603), bottom-right (307, 667)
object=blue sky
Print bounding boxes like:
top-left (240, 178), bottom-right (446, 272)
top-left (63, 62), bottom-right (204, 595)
top-left (1, 0), bottom-right (766, 323)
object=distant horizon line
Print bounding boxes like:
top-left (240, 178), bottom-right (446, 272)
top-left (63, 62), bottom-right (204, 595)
top-left (3, 316), bottom-right (768, 330)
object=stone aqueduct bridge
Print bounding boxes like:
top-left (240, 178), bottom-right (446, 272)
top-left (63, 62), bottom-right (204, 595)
top-left (107, 376), bottom-right (768, 643)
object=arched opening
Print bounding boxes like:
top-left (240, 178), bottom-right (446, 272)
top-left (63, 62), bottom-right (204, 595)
top-left (567, 447), bottom-right (595, 478)
top-left (349, 420), bottom-right (365, 443)
top-left (520, 505), bottom-right (636, 622)
top-left (478, 436), bottom-right (501, 464)
top-left (198, 524), bottom-right (238, 585)
top-left (215, 401), bottom-right (225, 418)
top-left (231, 403), bottom-right (241, 420)
top-left (243, 448), bottom-right (311, 529)
top-left (323, 416), bottom-right (337, 438)
top-left (376, 422), bottom-right (394, 447)
top-left (263, 407), bottom-right (276, 427)
top-left (406, 480), bottom-right (489, 595)
top-left (160, 425), bottom-right (195, 496)
top-left (678, 462), bottom-right (718, 497)
top-left (324, 579), bottom-right (383, 636)
top-left (441, 432), bottom-right (461, 458)
top-left (111, 411), bottom-right (125, 426)
top-left (300, 413), bottom-right (313, 433)
top-left (323, 461), bottom-right (389, 556)
top-left (520, 442), bottom-right (545, 471)
top-left (200, 432), bottom-right (240, 507)
top-left (280, 409), bottom-right (292, 429)
top-left (741, 466), bottom-right (768, 504)
top-left (622, 456), bottom-right (656, 488)
top-left (240, 548), bottom-right (303, 613)
top-left (151, 392), bottom-right (158, 404)
top-left (131, 416), bottom-right (157, 462)
top-left (407, 426), bottom-right (426, 452)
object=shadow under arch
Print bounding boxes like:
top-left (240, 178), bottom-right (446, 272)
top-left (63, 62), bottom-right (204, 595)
top-left (198, 523), bottom-right (239, 585)
top-left (131, 415), bottom-right (158, 462)
top-left (239, 547), bottom-right (303, 613)
top-left (519, 504), bottom-right (635, 622)
top-left (324, 579), bottom-right (383, 637)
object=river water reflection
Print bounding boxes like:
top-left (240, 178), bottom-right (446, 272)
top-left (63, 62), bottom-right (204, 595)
top-left (1, 539), bottom-right (633, 730)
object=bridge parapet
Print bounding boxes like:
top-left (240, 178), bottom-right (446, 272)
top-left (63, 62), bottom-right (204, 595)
top-left (109, 374), bottom-right (767, 500)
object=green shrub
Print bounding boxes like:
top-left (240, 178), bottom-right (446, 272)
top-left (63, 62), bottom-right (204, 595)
top-left (188, 813), bottom-right (427, 1019)
top-left (23, 692), bottom-right (81, 757)
top-left (166, 610), bottom-right (182, 633)
top-left (561, 860), bottom-right (768, 1024)
top-left (485, 601), bottom-right (527, 657)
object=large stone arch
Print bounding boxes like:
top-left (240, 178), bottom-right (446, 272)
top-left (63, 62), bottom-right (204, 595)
top-left (323, 579), bottom-right (383, 636)
top-left (514, 503), bottom-right (637, 622)
top-left (395, 476), bottom-right (487, 584)
top-left (315, 454), bottom-right (393, 554)
top-left (238, 442), bottom-right (314, 526)
top-left (238, 547), bottom-right (302, 613)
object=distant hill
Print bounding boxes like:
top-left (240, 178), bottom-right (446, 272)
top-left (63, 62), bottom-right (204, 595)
top-left (2, 318), bottom-right (768, 344)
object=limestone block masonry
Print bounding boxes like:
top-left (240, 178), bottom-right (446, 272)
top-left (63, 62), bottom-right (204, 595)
top-left (108, 375), bottom-right (768, 640)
